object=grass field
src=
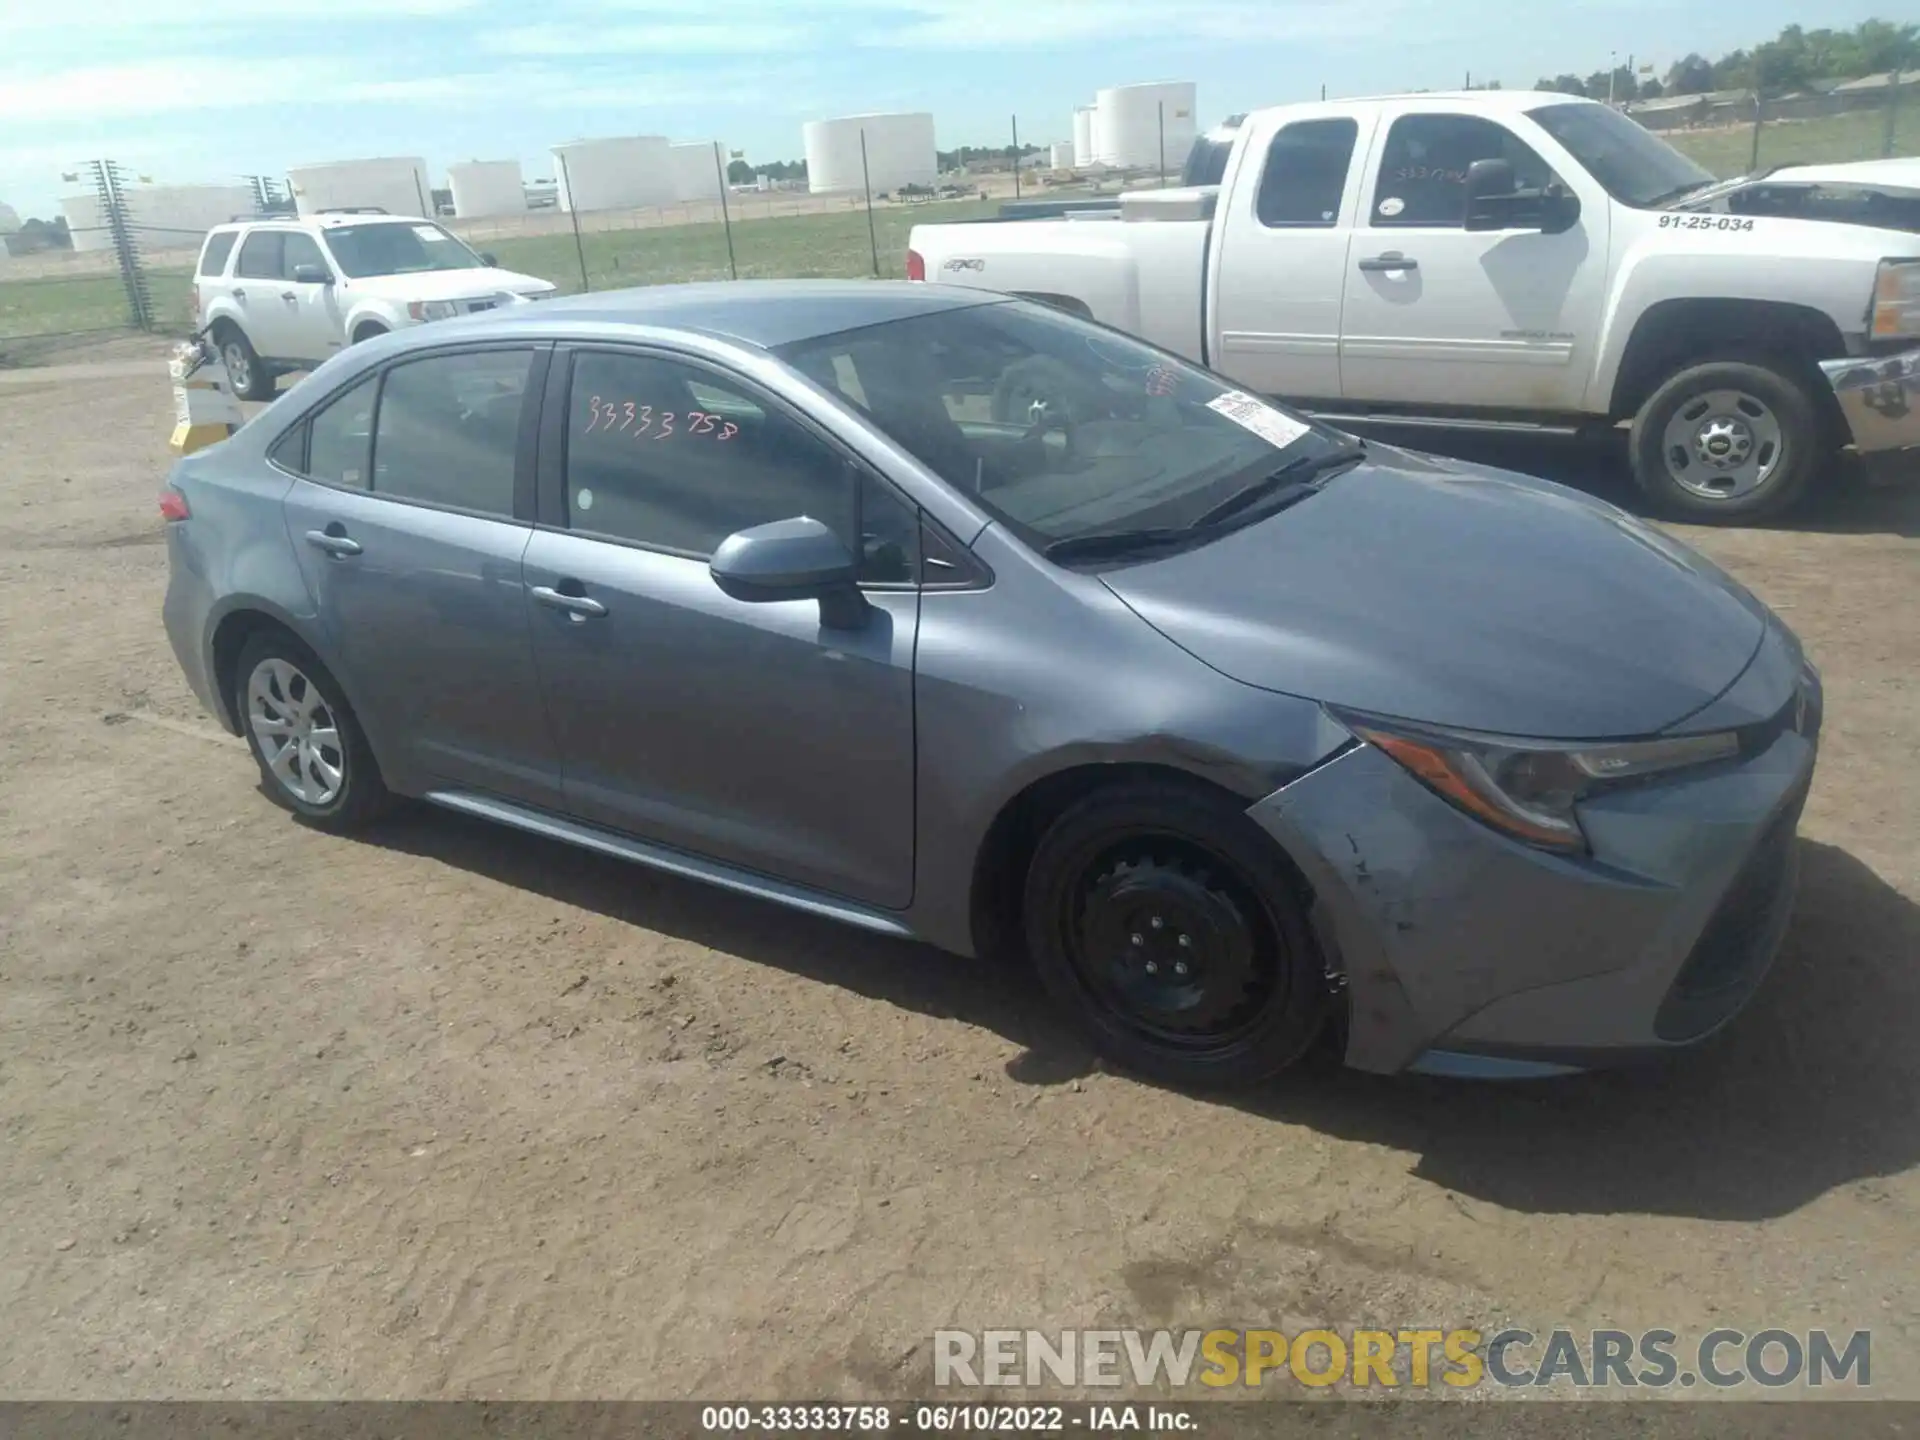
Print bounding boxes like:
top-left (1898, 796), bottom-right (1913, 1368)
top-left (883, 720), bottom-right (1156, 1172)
top-left (1666, 103), bottom-right (1920, 176)
top-left (4, 103), bottom-right (1917, 358)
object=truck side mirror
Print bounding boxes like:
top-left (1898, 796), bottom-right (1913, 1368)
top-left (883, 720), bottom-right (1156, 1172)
top-left (1463, 159), bottom-right (1518, 231)
top-left (1464, 159), bottom-right (1582, 235)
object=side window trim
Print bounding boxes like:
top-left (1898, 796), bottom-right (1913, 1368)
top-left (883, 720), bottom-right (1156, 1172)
top-left (268, 342), bottom-right (549, 525)
top-left (537, 342), bottom-right (927, 587)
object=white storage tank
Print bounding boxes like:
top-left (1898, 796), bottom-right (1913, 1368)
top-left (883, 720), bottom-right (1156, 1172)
top-left (0, 202), bottom-right (20, 235)
top-left (289, 157), bottom-right (432, 218)
top-left (60, 194), bottom-right (109, 252)
top-left (447, 160), bottom-right (526, 217)
top-left (1072, 106), bottom-right (1097, 169)
top-left (552, 137), bottom-right (675, 212)
top-left (1093, 82), bottom-right (1198, 171)
top-left (57, 184), bottom-right (254, 253)
top-left (1050, 141), bottom-right (1075, 170)
top-left (668, 142), bottom-right (727, 203)
top-left (803, 113), bottom-right (937, 195)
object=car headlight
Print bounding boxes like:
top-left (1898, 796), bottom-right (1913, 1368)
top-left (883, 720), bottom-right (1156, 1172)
top-left (407, 300), bottom-right (457, 322)
top-left (1870, 259), bottom-right (1920, 340)
top-left (1340, 712), bottom-right (1740, 852)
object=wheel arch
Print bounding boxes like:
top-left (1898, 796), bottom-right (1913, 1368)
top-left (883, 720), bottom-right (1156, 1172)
top-left (964, 757), bottom-right (1317, 966)
top-left (204, 599), bottom-right (335, 734)
top-left (1606, 298), bottom-right (1847, 423)
top-left (347, 308), bottom-right (396, 344)
top-left (1009, 291), bottom-right (1095, 319)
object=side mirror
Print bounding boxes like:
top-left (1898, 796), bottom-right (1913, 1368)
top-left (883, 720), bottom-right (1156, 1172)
top-left (1463, 158), bottom-right (1518, 232)
top-left (292, 263), bottom-right (331, 285)
top-left (1463, 159), bottom-right (1582, 235)
top-left (479, 250), bottom-right (498, 267)
top-left (710, 516), bottom-right (869, 629)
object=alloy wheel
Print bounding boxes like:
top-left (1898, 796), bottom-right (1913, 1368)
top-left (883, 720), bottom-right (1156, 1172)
top-left (246, 657), bottom-right (346, 807)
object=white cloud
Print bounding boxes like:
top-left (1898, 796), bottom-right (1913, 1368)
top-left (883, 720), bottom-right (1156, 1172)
top-left (479, 21), bottom-right (815, 56)
top-left (0, 59), bottom-right (319, 119)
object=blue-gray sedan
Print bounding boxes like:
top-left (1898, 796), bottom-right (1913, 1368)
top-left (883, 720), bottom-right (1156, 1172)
top-left (160, 281), bottom-right (1821, 1088)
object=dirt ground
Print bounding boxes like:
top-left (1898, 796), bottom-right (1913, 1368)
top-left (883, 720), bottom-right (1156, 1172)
top-left (1, 344), bottom-right (1916, 1402)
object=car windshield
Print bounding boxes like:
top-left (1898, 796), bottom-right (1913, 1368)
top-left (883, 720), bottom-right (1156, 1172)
top-left (774, 300), bottom-right (1349, 552)
top-left (321, 221), bottom-right (485, 278)
top-left (1526, 101), bottom-right (1717, 208)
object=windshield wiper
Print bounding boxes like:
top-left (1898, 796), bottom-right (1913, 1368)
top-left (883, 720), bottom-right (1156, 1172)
top-left (1043, 525), bottom-right (1204, 564)
top-left (1190, 443), bottom-right (1365, 529)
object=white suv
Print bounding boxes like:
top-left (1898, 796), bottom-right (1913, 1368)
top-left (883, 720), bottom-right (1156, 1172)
top-left (192, 211), bottom-right (558, 399)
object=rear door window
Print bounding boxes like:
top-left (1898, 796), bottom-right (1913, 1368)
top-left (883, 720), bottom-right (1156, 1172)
top-left (1255, 118), bottom-right (1359, 227)
top-left (371, 349), bottom-right (534, 516)
top-left (234, 231), bottom-right (285, 279)
top-left (198, 232), bottom-right (238, 277)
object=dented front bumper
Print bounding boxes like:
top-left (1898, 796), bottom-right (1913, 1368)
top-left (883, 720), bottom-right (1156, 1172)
top-left (1821, 347), bottom-right (1920, 473)
top-left (1246, 663), bottom-right (1820, 1077)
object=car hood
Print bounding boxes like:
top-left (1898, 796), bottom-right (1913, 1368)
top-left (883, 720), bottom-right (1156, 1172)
top-left (343, 268), bottom-right (554, 301)
top-left (1097, 448), bottom-right (1768, 740)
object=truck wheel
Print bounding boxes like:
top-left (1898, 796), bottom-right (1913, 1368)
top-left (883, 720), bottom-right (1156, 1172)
top-left (1022, 779), bottom-right (1329, 1090)
top-left (351, 321), bottom-right (389, 345)
top-left (215, 323), bottom-right (275, 401)
top-left (1628, 357), bottom-right (1821, 522)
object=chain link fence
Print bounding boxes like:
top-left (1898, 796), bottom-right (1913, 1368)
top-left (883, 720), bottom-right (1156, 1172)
top-left (1636, 74), bottom-right (1915, 175)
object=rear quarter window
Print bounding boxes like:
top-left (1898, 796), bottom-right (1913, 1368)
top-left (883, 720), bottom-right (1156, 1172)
top-left (199, 231), bottom-right (238, 277)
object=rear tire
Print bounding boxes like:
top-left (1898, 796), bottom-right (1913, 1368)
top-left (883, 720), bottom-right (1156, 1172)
top-left (1628, 356), bottom-right (1822, 523)
top-left (233, 630), bottom-right (392, 832)
top-left (216, 323), bottom-right (275, 401)
top-left (1022, 780), bottom-right (1329, 1089)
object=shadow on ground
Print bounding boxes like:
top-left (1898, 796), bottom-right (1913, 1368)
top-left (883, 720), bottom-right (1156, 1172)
top-left (1347, 423), bottom-right (1920, 538)
top-left (371, 804), bottom-right (1918, 1226)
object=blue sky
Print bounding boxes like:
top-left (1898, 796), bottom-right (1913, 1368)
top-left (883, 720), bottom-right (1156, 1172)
top-left (0, 0), bottom-right (1898, 216)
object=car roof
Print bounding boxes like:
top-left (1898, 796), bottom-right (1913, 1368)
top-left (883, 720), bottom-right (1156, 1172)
top-left (1253, 88), bottom-right (1591, 120)
top-left (457, 280), bottom-right (1004, 351)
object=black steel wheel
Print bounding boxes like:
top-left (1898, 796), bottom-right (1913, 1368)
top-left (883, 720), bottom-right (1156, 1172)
top-left (1024, 780), bottom-right (1328, 1088)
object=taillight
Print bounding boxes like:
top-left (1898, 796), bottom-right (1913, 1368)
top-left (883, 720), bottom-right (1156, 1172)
top-left (159, 488), bottom-right (190, 522)
top-left (906, 248), bottom-right (926, 282)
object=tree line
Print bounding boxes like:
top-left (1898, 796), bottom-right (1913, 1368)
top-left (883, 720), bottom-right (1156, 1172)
top-left (1534, 18), bottom-right (1917, 102)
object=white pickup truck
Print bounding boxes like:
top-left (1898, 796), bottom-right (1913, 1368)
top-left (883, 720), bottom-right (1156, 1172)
top-left (908, 90), bottom-right (1920, 520)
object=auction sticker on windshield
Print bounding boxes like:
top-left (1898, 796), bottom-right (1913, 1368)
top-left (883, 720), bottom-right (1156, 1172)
top-left (1208, 390), bottom-right (1311, 450)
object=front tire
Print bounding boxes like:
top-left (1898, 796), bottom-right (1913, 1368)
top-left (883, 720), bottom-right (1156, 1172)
top-left (1023, 780), bottom-right (1329, 1089)
top-left (350, 321), bottom-right (389, 345)
top-left (1628, 357), bottom-right (1822, 522)
top-left (233, 631), bottom-right (392, 832)
top-left (216, 323), bottom-right (275, 401)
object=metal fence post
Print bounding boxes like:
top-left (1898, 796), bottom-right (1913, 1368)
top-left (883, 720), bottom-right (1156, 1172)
top-left (1158, 102), bottom-right (1167, 186)
top-left (1887, 70), bottom-right (1902, 159)
top-left (714, 143), bottom-right (739, 279)
top-left (1012, 114), bottom-right (1021, 200)
top-left (1750, 92), bottom-right (1764, 172)
top-left (556, 152), bottom-right (591, 292)
top-left (860, 129), bottom-right (880, 278)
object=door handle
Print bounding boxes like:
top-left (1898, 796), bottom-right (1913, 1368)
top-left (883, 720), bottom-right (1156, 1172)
top-left (1357, 253), bottom-right (1417, 273)
top-left (530, 584), bottom-right (608, 620)
top-left (282, 291), bottom-right (299, 303)
top-left (304, 528), bottom-right (362, 558)
top-left (233, 287), bottom-right (248, 301)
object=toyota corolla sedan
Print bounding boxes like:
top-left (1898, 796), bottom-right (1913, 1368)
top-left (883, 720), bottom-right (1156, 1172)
top-left (160, 281), bottom-right (1821, 1088)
